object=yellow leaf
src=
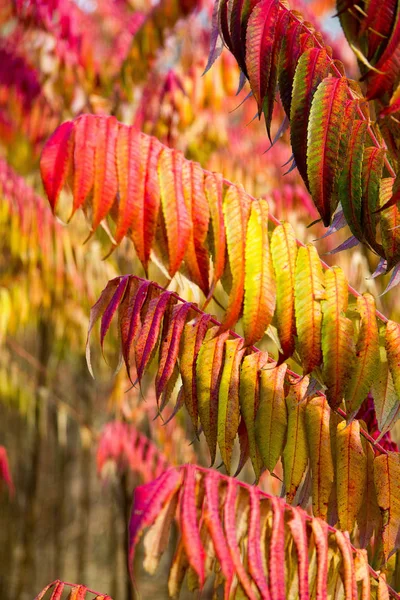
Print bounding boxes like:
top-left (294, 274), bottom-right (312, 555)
top-left (255, 363), bottom-right (287, 474)
top-left (243, 198), bottom-right (276, 346)
top-left (305, 396), bottom-right (334, 520)
top-left (270, 222), bottom-right (297, 358)
top-left (294, 244), bottom-right (325, 374)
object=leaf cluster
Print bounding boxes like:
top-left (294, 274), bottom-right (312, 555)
top-left (213, 0), bottom-right (400, 275)
top-left (130, 464), bottom-right (398, 598)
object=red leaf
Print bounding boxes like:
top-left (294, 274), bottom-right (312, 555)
top-left (100, 275), bottom-right (130, 354)
top-left (180, 465), bottom-right (205, 587)
top-left (248, 486), bottom-right (270, 598)
top-left (115, 124), bottom-right (141, 247)
top-left (158, 148), bottom-right (192, 277)
top-left (245, 0), bottom-right (280, 114)
top-left (156, 302), bottom-right (193, 398)
top-left (290, 47), bottom-right (332, 190)
top-left (203, 471), bottom-right (235, 588)
top-left (120, 279), bottom-right (151, 381)
top-left (71, 114), bottom-right (97, 218)
top-left (311, 519), bottom-right (329, 600)
top-left (40, 120), bottom-right (73, 212)
top-left (129, 468), bottom-right (183, 563)
top-left (269, 497), bottom-right (286, 600)
top-left (288, 509), bottom-right (309, 600)
top-left (224, 478), bottom-right (257, 599)
top-left (135, 291), bottom-right (172, 382)
top-left (91, 116), bottom-right (119, 230)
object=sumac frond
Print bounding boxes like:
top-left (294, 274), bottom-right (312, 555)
top-left (97, 420), bottom-right (169, 484)
top-left (88, 274), bottom-right (400, 552)
top-left (211, 0), bottom-right (400, 271)
top-left (0, 445), bottom-right (14, 497)
top-left (336, 0), bottom-right (400, 103)
top-left (129, 464), bottom-right (399, 598)
top-left (34, 580), bottom-right (112, 600)
top-left (40, 116), bottom-right (397, 358)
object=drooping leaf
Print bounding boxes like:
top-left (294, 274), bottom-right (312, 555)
top-left (155, 302), bottom-right (193, 399)
top-left (270, 222), bottom-right (297, 359)
top-left (134, 291), bottom-right (173, 382)
top-left (357, 439), bottom-right (382, 548)
top-left (305, 396), bottom-right (334, 520)
top-left (380, 177), bottom-right (400, 271)
top-left (386, 320), bottom-right (400, 403)
top-left (128, 464), bottom-right (394, 598)
top-left (245, 0), bottom-right (280, 114)
top-left (374, 452), bottom-right (400, 560)
top-left (307, 76), bottom-right (350, 226)
top-left (179, 314), bottom-right (212, 434)
top-left (372, 345), bottom-right (400, 437)
top-left (217, 338), bottom-right (246, 473)
top-left (239, 351), bottom-right (269, 480)
top-left (278, 19), bottom-right (316, 120)
top-left (196, 327), bottom-right (229, 465)
top-left (255, 363), bottom-right (287, 475)
top-left (99, 275), bottom-right (130, 354)
top-left (338, 119), bottom-right (368, 242)
top-left (243, 198), bottom-right (276, 346)
top-left (180, 465), bottom-right (205, 587)
top-left (71, 114), bottom-right (97, 218)
top-left (290, 48), bottom-right (332, 189)
top-left (204, 172), bottom-right (226, 297)
top-left (344, 294), bottom-right (380, 418)
top-left (86, 277), bottom-right (126, 377)
top-left (119, 279), bottom-right (151, 382)
top-left (182, 160), bottom-right (210, 295)
top-left (158, 148), bottom-right (192, 277)
top-left (283, 377), bottom-right (309, 504)
top-left (294, 244), bottom-right (325, 375)
top-left (321, 267), bottom-right (355, 410)
top-left (361, 147), bottom-right (386, 255)
top-left (336, 419), bottom-right (367, 532)
top-left (91, 116), bottom-right (119, 231)
top-left (40, 120), bottom-right (73, 212)
top-left (221, 185), bottom-right (251, 331)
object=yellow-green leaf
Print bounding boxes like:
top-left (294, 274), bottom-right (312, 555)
top-left (322, 267), bottom-right (355, 410)
top-left (270, 222), bottom-right (297, 359)
top-left (307, 76), bottom-right (349, 226)
top-left (374, 452), bottom-right (400, 561)
top-left (336, 420), bottom-right (367, 532)
top-left (196, 326), bottom-right (229, 465)
top-left (217, 338), bottom-right (246, 473)
top-left (344, 294), bottom-right (380, 417)
top-left (305, 396), bottom-right (334, 520)
top-left (283, 377), bottom-right (309, 504)
top-left (372, 345), bottom-right (400, 436)
top-left (221, 185), bottom-right (251, 331)
top-left (294, 244), bottom-right (325, 374)
top-left (243, 198), bottom-right (276, 346)
top-left (357, 439), bottom-right (381, 549)
top-left (239, 351), bottom-right (269, 481)
top-left (386, 320), bottom-right (400, 403)
top-left (255, 363), bottom-right (287, 475)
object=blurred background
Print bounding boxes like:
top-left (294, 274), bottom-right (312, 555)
top-left (1, 0), bottom-right (399, 598)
